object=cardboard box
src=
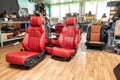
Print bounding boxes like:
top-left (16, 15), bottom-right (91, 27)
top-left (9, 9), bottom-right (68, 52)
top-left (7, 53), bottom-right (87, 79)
top-left (1, 33), bottom-right (7, 41)
top-left (7, 33), bottom-right (14, 39)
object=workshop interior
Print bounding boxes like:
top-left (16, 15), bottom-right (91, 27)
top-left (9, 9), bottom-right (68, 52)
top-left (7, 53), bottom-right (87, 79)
top-left (1, 0), bottom-right (120, 80)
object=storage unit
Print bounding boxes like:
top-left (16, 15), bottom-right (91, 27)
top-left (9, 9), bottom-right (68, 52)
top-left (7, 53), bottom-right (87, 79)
top-left (109, 9), bottom-right (116, 22)
top-left (2, 33), bottom-right (14, 40)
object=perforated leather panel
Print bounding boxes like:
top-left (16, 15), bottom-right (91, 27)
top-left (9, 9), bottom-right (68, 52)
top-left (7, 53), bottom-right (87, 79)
top-left (58, 27), bottom-right (76, 49)
top-left (90, 25), bottom-right (101, 42)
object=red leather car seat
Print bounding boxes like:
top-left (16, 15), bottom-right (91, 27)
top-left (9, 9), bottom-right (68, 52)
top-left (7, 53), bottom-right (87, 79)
top-left (46, 17), bottom-right (80, 61)
top-left (6, 16), bottom-right (46, 68)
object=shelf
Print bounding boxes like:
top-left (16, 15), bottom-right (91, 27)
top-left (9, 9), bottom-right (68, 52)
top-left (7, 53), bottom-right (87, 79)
top-left (2, 36), bottom-right (23, 42)
top-left (110, 13), bottom-right (116, 15)
top-left (0, 21), bottom-right (29, 47)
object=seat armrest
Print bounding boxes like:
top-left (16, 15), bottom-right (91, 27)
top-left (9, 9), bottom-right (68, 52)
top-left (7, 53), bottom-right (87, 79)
top-left (49, 39), bottom-right (58, 45)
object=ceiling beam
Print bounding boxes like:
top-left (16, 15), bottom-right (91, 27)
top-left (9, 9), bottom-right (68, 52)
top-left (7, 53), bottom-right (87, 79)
top-left (51, 1), bottom-right (84, 6)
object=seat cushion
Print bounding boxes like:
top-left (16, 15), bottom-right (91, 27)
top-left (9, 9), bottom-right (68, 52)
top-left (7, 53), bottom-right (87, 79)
top-left (46, 47), bottom-right (52, 53)
top-left (52, 47), bottom-right (75, 58)
top-left (6, 51), bottom-right (39, 65)
top-left (86, 41), bottom-right (105, 47)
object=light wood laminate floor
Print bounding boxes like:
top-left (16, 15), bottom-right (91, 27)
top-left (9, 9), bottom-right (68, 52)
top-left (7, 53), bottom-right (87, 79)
top-left (0, 33), bottom-right (119, 80)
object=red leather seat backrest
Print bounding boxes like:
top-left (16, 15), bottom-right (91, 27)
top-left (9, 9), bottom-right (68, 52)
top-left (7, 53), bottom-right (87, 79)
top-left (22, 16), bottom-right (46, 52)
top-left (58, 17), bottom-right (78, 49)
top-left (58, 27), bottom-right (77, 49)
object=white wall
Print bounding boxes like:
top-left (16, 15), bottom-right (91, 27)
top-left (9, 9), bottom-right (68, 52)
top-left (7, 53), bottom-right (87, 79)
top-left (27, 2), bottom-right (35, 14)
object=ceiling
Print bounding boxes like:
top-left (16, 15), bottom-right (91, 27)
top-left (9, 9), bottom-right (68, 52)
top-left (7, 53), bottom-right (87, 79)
top-left (46, 0), bottom-right (90, 4)
top-left (34, 0), bottom-right (119, 5)
top-left (33, 0), bottom-right (112, 5)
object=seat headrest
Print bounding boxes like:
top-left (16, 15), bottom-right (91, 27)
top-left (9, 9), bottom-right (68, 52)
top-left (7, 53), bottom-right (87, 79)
top-left (55, 23), bottom-right (65, 27)
top-left (66, 17), bottom-right (76, 26)
top-left (30, 16), bottom-right (42, 27)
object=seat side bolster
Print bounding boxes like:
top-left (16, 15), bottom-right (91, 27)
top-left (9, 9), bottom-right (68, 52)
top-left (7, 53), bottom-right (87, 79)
top-left (40, 32), bottom-right (46, 51)
top-left (22, 33), bottom-right (29, 50)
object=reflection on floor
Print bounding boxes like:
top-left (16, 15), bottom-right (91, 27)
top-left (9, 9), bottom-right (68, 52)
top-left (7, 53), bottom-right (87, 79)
top-left (0, 33), bottom-right (119, 80)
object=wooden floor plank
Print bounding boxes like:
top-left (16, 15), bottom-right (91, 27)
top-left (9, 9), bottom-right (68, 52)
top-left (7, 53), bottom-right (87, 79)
top-left (0, 33), bottom-right (119, 80)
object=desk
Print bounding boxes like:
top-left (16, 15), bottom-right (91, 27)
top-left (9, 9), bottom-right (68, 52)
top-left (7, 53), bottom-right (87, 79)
top-left (0, 21), bottom-right (29, 48)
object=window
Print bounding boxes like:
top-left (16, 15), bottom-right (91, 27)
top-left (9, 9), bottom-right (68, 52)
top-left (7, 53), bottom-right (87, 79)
top-left (70, 3), bottom-right (79, 13)
top-left (60, 4), bottom-right (69, 20)
top-left (51, 5), bottom-right (60, 18)
top-left (85, 0), bottom-right (110, 20)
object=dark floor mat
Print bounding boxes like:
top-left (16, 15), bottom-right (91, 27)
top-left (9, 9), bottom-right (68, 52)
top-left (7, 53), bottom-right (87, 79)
top-left (114, 63), bottom-right (120, 80)
top-left (81, 43), bottom-right (103, 52)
